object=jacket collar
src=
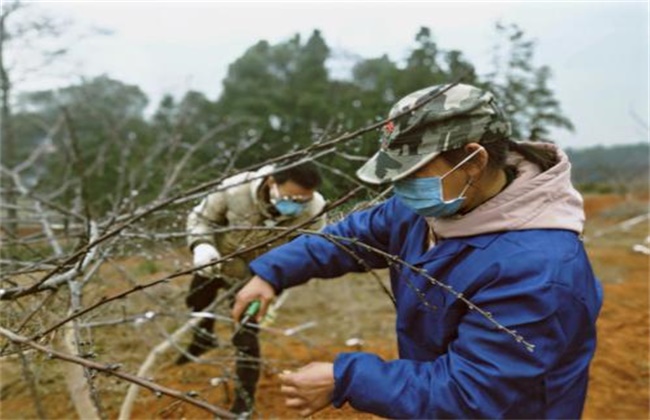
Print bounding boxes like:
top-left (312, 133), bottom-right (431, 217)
top-left (249, 165), bottom-right (277, 219)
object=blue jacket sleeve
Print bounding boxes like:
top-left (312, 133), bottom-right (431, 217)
top-left (249, 199), bottom-right (395, 293)
top-left (331, 248), bottom-right (597, 418)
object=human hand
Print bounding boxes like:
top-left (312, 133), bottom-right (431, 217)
top-left (193, 243), bottom-right (221, 277)
top-left (279, 362), bottom-right (335, 417)
top-left (232, 275), bottom-right (276, 323)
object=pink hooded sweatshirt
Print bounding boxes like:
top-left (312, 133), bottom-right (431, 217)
top-left (430, 142), bottom-right (585, 239)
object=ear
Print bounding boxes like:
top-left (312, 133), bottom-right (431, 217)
top-left (463, 143), bottom-right (488, 177)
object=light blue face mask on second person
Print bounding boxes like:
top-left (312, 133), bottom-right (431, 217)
top-left (270, 183), bottom-right (307, 216)
top-left (393, 148), bottom-right (482, 218)
top-left (273, 199), bottom-right (305, 216)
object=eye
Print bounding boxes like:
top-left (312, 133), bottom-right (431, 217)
top-left (290, 196), bottom-right (312, 204)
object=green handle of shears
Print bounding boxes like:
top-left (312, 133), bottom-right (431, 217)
top-left (244, 300), bottom-right (261, 318)
top-left (233, 300), bottom-right (261, 337)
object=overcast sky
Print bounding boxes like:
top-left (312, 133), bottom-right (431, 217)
top-left (12, 1), bottom-right (650, 149)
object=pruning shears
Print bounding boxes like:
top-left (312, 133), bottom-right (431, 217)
top-left (233, 300), bottom-right (261, 336)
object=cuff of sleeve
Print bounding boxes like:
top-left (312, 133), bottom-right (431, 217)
top-left (332, 352), bottom-right (356, 408)
top-left (249, 259), bottom-right (284, 295)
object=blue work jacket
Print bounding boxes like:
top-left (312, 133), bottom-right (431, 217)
top-left (250, 197), bottom-right (603, 419)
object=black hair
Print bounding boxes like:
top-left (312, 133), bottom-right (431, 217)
top-left (441, 138), bottom-right (558, 172)
top-left (274, 161), bottom-right (322, 189)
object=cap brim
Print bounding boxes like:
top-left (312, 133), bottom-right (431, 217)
top-left (356, 150), bottom-right (440, 185)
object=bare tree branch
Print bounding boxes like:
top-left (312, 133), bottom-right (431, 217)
top-left (0, 221), bottom-right (99, 299)
top-left (29, 186), bottom-right (363, 339)
top-left (0, 327), bottom-right (237, 419)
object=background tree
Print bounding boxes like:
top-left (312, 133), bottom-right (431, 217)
top-left (397, 27), bottom-right (449, 93)
top-left (149, 90), bottom-right (232, 195)
top-left (485, 22), bottom-right (574, 140)
top-left (1, 0), bottom-right (70, 236)
top-left (215, 30), bottom-right (334, 166)
top-left (14, 75), bottom-right (151, 216)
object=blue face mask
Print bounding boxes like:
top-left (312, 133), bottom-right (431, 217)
top-left (393, 148), bottom-right (481, 218)
top-left (273, 199), bottom-right (305, 216)
top-left (270, 183), bottom-right (308, 216)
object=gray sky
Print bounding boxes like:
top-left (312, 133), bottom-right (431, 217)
top-left (13, 1), bottom-right (650, 149)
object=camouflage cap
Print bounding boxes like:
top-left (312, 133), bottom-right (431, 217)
top-left (356, 83), bottom-right (511, 185)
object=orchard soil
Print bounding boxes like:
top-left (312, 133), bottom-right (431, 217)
top-left (1, 193), bottom-right (648, 419)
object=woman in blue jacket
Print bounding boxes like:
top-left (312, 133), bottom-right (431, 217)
top-left (232, 83), bottom-right (602, 419)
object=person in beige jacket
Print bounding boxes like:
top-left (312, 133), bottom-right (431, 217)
top-left (176, 161), bottom-right (326, 415)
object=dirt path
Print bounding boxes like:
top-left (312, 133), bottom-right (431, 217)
top-left (581, 194), bottom-right (649, 419)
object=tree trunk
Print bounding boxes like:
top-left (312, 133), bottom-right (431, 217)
top-left (0, 11), bottom-right (18, 237)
